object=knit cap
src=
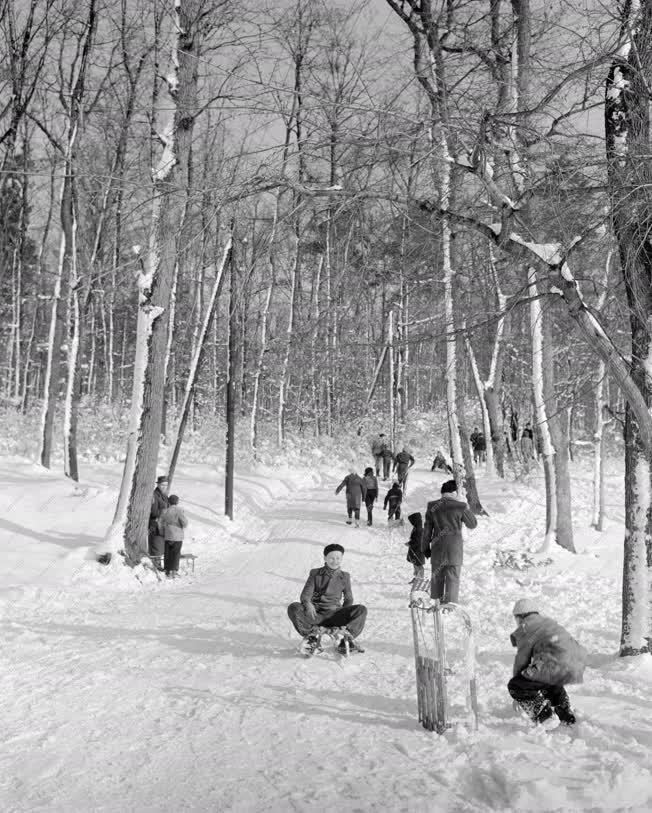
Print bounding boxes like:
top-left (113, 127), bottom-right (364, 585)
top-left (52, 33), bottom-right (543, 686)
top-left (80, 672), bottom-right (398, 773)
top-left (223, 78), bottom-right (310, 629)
top-left (512, 598), bottom-right (539, 616)
top-left (323, 544), bottom-right (345, 557)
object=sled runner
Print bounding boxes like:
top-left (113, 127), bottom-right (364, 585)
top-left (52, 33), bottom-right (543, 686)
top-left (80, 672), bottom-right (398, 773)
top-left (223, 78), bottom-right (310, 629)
top-left (409, 577), bottom-right (479, 733)
top-left (299, 626), bottom-right (364, 659)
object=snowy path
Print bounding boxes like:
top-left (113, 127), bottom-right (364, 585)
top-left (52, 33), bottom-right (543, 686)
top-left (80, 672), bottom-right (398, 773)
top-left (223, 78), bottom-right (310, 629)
top-left (1, 460), bottom-right (652, 811)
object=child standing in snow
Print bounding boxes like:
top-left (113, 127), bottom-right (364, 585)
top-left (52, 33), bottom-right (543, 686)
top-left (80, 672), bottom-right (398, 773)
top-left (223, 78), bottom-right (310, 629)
top-left (287, 543), bottom-right (367, 655)
top-left (363, 467), bottom-right (378, 526)
top-left (335, 469), bottom-right (367, 527)
top-left (406, 512), bottom-right (426, 579)
top-left (383, 481), bottom-right (403, 522)
top-left (508, 598), bottom-right (587, 725)
top-left (159, 494), bottom-right (188, 578)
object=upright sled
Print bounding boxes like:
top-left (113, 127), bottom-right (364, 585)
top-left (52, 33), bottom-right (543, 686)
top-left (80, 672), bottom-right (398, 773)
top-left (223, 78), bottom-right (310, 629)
top-left (409, 576), bottom-right (479, 733)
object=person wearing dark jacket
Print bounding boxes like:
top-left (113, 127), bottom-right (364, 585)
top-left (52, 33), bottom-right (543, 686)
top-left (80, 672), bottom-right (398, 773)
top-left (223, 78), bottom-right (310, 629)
top-left (381, 446), bottom-right (394, 481)
top-left (287, 543), bottom-right (367, 655)
top-left (422, 479), bottom-right (477, 603)
top-left (148, 475), bottom-right (169, 570)
top-left (508, 598), bottom-right (587, 725)
top-left (335, 469), bottom-right (367, 527)
top-left (393, 448), bottom-right (415, 491)
top-left (363, 467), bottom-right (379, 526)
top-left (383, 481), bottom-right (403, 522)
top-left (431, 450), bottom-right (453, 474)
top-left (406, 512), bottom-right (426, 579)
top-left (370, 433), bottom-right (386, 477)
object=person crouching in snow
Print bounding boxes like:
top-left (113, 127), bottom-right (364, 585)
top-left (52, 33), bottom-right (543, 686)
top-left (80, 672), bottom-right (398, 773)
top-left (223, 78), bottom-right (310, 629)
top-left (363, 466), bottom-right (378, 526)
top-left (287, 544), bottom-right (367, 655)
top-left (406, 512), bottom-right (426, 579)
top-left (159, 494), bottom-right (188, 578)
top-left (335, 468), bottom-right (367, 527)
top-left (384, 481), bottom-right (403, 522)
top-left (508, 598), bottom-right (587, 725)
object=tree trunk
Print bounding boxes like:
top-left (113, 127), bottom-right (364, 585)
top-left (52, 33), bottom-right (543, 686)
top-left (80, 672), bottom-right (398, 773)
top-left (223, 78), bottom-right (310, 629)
top-left (529, 267), bottom-right (557, 550)
top-left (542, 303), bottom-right (575, 552)
top-left (168, 238), bottom-right (231, 487)
top-left (107, 0), bottom-right (204, 561)
top-left (225, 241), bottom-right (237, 520)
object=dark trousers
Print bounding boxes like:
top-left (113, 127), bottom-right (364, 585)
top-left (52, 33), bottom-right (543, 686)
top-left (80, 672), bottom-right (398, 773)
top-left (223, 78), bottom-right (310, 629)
top-left (365, 491), bottom-right (377, 524)
top-left (373, 453), bottom-right (383, 476)
top-left (431, 564), bottom-right (461, 603)
top-left (382, 457), bottom-right (392, 479)
top-left (164, 540), bottom-right (183, 573)
top-left (347, 506), bottom-right (360, 520)
top-left (508, 674), bottom-right (572, 720)
top-left (287, 602), bottom-right (367, 639)
top-left (148, 528), bottom-right (165, 567)
top-left (387, 503), bottom-right (401, 521)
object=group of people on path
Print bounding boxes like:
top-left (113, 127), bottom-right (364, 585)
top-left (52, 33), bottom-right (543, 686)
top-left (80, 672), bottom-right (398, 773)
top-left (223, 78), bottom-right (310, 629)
top-left (288, 442), bottom-right (587, 729)
top-left (148, 475), bottom-right (189, 578)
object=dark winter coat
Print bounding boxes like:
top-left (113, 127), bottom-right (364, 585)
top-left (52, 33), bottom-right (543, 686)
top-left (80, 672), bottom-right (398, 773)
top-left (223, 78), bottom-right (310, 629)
top-left (394, 450), bottom-right (415, 476)
top-left (511, 614), bottom-right (587, 686)
top-left (364, 473), bottom-right (378, 499)
top-left (149, 487), bottom-right (169, 532)
top-left (371, 436), bottom-right (386, 456)
top-left (407, 512), bottom-right (426, 567)
top-left (431, 452), bottom-right (452, 473)
top-left (470, 431), bottom-right (486, 451)
top-left (422, 495), bottom-right (477, 566)
top-left (159, 505), bottom-right (188, 542)
top-left (383, 484), bottom-right (403, 509)
top-left (335, 474), bottom-right (367, 509)
top-left (300, 565), bottom-right (354, 614)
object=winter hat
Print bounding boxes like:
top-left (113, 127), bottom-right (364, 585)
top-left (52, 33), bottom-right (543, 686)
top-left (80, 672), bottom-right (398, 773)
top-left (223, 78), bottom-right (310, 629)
top-left (513, 598), bottom-right (539, 617)
top-left (408, 512), bottom-right (422, 527)
top-left (364, 467), bottom-right (373, 476)
top-left (168, 494), bottom-right (179, 505)
top-left (156, 475), bottom-right (169, 484)
top-left (441, 479), bottom-right (457, 494)
top-left (323, 544), bottom-right (344, 557)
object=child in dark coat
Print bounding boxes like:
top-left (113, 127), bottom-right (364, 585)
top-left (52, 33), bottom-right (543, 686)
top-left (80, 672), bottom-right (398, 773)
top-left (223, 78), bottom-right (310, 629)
top-left (383, 482), bottom-right (403, 522)
top-left (363, 467), bottom-right (379, 526)
top-left (406, 512), bottom-right (426, 578)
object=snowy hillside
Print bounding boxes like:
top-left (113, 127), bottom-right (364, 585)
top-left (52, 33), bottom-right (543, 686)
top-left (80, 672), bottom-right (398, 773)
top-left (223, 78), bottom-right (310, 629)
top-left (1, 455), bottom-right (651, 812)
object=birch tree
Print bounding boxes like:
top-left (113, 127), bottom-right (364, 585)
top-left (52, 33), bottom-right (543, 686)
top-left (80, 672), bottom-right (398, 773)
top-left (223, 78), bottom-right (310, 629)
top-left (108, 0), bottom-right (216, 560)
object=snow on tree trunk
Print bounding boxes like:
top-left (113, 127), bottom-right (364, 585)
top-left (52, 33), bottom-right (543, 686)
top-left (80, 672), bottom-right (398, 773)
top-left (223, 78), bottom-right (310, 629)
top-left (63, 197), bottom-right (80, 482)
top-left (106, 0), bottom-right (202, 561)
top-left (250, 263), bottom-right (275, 460)
top-left (605, 0), bottom-right (651, 652)
top-left (388, 309), bottom-right (396, 450)
top-left (592, 363), bottom-right (607, 531)
top-left (278, 236), bottom-right (300, 447)
top-left (542, 303), bottom-right (575, 553)
top-left (39, 2), bottom-right (96, 469)
top-left (528, 266), bottom-right (556, 550)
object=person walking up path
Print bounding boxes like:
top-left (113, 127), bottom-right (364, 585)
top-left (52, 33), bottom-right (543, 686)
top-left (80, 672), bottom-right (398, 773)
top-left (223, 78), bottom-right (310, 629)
top-left (363, 467), bottom-right (378, 526)
top-left (422, 479), bottom-right (477, 603)
top-left (335, 469), bottom-right (367, 527)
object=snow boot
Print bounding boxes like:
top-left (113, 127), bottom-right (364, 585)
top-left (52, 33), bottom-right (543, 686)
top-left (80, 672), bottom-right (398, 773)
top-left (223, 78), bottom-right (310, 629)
top-left (517, 692), bottom-right (554, 724)
top-left (301, 633), bottom-right (322, 657)
top-left (337, 634), bottom-right (364, 655)
top-left (553, 690), bottom-right (576, 725)
top-left (346, 519), bottom-right (352, 525)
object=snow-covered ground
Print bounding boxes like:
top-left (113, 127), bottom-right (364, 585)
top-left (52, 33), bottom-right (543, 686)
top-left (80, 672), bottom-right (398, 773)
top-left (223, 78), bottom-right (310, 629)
top-left (1, 454), bottom-right (651, 812)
